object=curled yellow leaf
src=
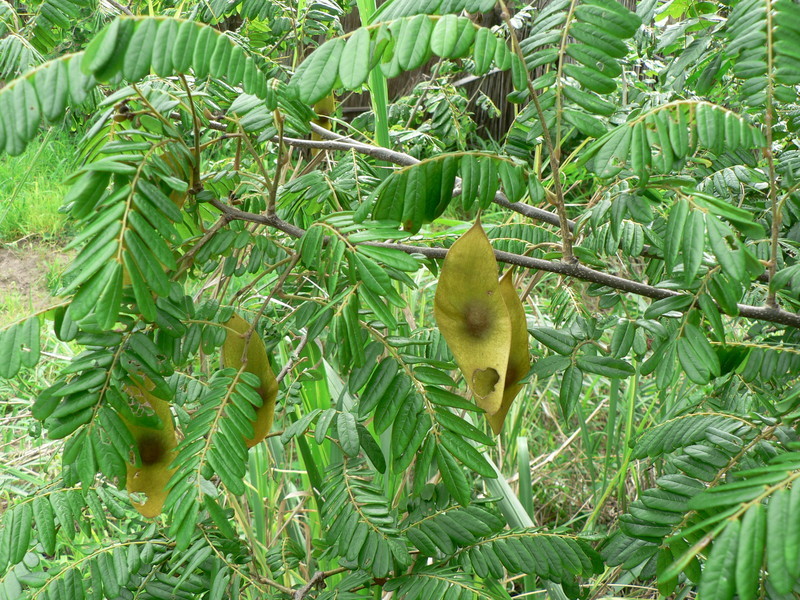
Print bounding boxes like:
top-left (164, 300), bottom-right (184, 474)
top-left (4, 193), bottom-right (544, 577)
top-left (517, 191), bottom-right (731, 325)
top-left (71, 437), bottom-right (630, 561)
top-left (221, 313), bottom-right (279, 448)
top-left (434, 219), bottom-right (511, 416)
top-left (488, 269), bottom-right (531, 434)
top-left (124, 383), bottom-right (177, 518)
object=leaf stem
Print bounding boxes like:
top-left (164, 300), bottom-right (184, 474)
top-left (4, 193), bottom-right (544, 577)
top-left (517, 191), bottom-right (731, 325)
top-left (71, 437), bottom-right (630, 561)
top-left (765, 0), bottom-right (780, 307)
top-left (499, 0), bottom-right (574, 262)
top-left (179, 75), bottom-right (202, 190)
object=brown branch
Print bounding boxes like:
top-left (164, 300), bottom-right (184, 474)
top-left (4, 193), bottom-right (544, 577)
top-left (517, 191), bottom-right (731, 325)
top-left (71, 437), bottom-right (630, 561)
top-left (293, 568), bottom-right (348, 600)
top-left (371, 242), bottom-right (800, 328)
top-left (209, 198), bottom-right (305, 237)
top-left (104, 0), bottom-right (133, 15)
top-left (451, 68), bottom-right (503, 87)
top-left (297, 126), bottom-right (573, 230)
top-left (276, 329), bottom-right (311, 383)
top-left (256, 576), bottom-right (294, 596)
top-left (205, 199), bottom-right (800, 329)
top-left (168, 110), bottom-right (226, 132)
top-left (299, 126), bottom-right (420, 165)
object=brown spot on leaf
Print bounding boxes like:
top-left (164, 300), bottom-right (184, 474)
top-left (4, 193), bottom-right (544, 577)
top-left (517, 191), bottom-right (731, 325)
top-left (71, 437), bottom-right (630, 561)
top-left (138, 433), bottom-right (166, 466)
top-left (463, 300), bottom-right (492, 338)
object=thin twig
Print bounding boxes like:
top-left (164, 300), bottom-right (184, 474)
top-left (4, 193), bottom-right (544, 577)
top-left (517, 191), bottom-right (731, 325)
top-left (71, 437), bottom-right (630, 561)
top-left (268, 113), bottom-right (286, 215)
top-left (209, 198), bottom-right (305, 237)
top-left (276, 330), bottom-right (311, 383)
top-left (179, 75), bottom-right (202, 189)
top-left (404, 59), bottom-right (444, 130)
top-left (293, 567), bottom-right (348, 600)
top-left (175, 216), bottom-right (229, 280)
top-left (241, 253), bottom-right (302, 361)
top-left (104, 0), bottom-right (133, 15)
top-left (238, 125), bottom-right (274, 201)
top-left (256, 576), bottom-right (294, 596)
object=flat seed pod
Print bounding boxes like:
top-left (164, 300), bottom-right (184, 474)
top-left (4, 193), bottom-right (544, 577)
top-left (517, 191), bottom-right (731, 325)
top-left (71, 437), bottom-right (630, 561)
top-left (434, 219), bottom-right (511, 416)
top-left (124, 382), bottom-right (177, 518)
top-left (221, 313), bottom-right (279, 448)
top-left (488, 269), bottom-right (531, 434)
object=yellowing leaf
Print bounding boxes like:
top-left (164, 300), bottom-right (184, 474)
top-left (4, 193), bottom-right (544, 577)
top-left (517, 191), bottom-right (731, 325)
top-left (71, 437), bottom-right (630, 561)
top-left (488, 269), bottom-right (531, 434)
top-left (123, 382), bottom-right (177, 518)
top-left (434, 219), bottom-right (511, 416)
top-left (221, 313), bottom-right (279, 448)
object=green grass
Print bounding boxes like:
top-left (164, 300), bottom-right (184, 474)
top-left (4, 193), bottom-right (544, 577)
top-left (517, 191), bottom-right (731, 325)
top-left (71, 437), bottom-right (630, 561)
top-left (0, 127), bottom-right (77, 242)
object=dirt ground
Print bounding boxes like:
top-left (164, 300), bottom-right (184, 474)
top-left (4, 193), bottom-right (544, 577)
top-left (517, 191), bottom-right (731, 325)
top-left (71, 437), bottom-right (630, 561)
top-left (0, 244), bottom-right (71, 325)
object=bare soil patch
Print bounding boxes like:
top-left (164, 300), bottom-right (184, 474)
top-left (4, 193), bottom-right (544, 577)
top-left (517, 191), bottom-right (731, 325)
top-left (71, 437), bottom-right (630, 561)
top-left (0, 243), bottom-right (71, 325)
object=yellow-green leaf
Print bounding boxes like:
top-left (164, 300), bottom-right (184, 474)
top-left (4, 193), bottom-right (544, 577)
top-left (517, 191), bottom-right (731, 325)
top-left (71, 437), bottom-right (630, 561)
top-left (488, 269), bottom-right (530, 434)
top-left (434, 220), bottom-right (511, 416)
top-left (221, 313), bottom-right (279, 448)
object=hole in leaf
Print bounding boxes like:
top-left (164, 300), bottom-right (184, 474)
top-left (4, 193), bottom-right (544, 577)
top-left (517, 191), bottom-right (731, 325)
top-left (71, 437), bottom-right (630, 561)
top-left (472, 368), bottom-right (500, 398)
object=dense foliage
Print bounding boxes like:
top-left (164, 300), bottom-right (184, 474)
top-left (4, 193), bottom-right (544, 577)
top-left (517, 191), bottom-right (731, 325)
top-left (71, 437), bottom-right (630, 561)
top-left (2, 0), bottom-right (800, 598)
